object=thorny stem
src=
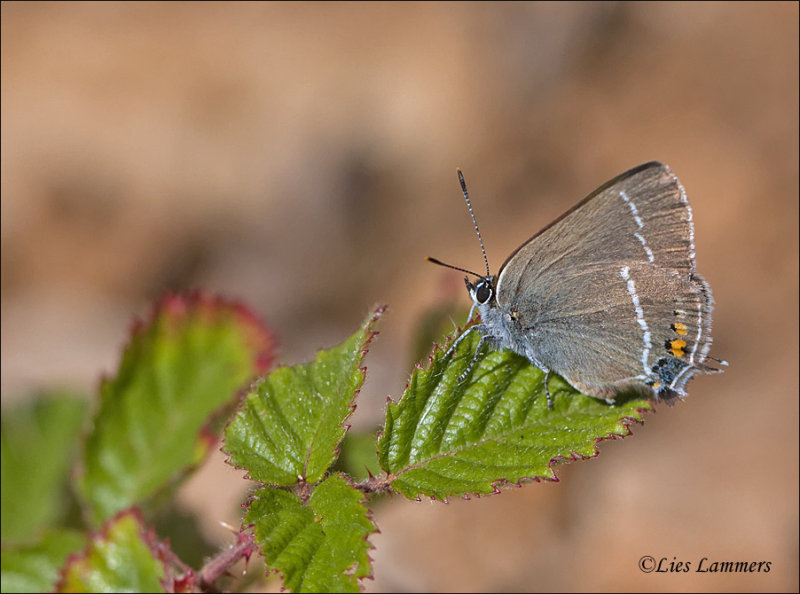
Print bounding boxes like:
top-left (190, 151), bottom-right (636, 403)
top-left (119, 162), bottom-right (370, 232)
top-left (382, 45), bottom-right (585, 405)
top-left (194, 531), bottom-right (256, 592)
top-left (353, 472), bottom-right (395, 495)
top-left (171, 476), bottom-right (392, 591)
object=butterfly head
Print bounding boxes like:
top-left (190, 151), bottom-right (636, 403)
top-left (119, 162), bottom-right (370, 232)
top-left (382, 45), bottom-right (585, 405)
top-left (465, 275), bottom-right (495, 306)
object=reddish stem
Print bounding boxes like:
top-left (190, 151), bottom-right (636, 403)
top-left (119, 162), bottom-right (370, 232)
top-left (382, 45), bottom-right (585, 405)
top-left (194, 531), bottom-right (256, 592)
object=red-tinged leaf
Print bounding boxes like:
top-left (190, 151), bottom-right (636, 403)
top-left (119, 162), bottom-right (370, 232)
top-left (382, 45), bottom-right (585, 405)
top-left (79, 292), bottom-right (276, 524)
top-left (56, 510), bottom-right (169, 593)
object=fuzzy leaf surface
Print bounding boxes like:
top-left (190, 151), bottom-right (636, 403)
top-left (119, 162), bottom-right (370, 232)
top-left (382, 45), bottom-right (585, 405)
top-left (0, 530), bottom-right (85, 593)
top-left (379, 324), bottom-right (651, 499)
top-left (1, 394), bottom-right (88, 541)
top-left (224, 307), bottom-right (383, 485)
top-left (78, 293), bottom-right (275, 524)
top-left (56, 511), bottom-right (166, 593)
top-left (245, 475), bottom-right (374, 593)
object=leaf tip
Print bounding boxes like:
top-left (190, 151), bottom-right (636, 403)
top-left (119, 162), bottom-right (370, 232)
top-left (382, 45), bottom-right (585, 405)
top-left (56, 508), bottom-right (173, 593)
top-left (152, 291), bottom-right (278, 373)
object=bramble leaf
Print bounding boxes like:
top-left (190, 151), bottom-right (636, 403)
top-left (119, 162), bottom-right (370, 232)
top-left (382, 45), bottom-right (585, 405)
top-left (1, 393), bottom-right (88, 542)
top-left (78, 293), bottom-right (275, 524)
top-left (379, 324), bottom-right (651, 499)
top-left (224, 307), bottom-right (383, 485)
top-left (0, 530), bottom-right (85, 594)
top-left (56, 511), bottom-right (167, 593)
top-left (245, 475), bottom-right (374, 593)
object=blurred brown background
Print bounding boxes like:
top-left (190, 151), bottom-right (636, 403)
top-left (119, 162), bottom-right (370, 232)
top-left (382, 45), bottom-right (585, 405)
top-left (2, 2), bottom-right (797, 592)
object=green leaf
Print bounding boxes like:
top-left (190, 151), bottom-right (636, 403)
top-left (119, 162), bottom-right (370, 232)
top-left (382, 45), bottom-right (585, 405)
top-left (56, 511), bottom-right (166, 593)
top-left (78, 293), bottom-right (276, 525)
top-left (378, 324), bottom-right (651, 499)
top-left (224, 307), bottom-right (383, 485)
top-left (245, 475), bottom-right (375, 593)
top-left (0, 530), bottom-right (86, 593)
top-left (1, 393), bottom-right (88, 542)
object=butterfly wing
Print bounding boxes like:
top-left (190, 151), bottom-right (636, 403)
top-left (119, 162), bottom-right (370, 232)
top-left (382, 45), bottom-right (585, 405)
top-left (495, 162), bottom-right (714, 398)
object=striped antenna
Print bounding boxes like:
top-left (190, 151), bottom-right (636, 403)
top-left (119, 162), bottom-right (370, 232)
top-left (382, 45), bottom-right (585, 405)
top-left (457, 169), bottom-right (491, 278)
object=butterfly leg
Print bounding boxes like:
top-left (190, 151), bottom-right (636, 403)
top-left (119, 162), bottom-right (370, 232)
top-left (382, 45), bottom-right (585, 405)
top-left (443, 324), bottom-right (490, 381)
top-left (544, 369), bottom-right (553, 410)
top-left (443, 324), bottom-right (481, 360)
top-left (456, 332), bottom-right (495, 382)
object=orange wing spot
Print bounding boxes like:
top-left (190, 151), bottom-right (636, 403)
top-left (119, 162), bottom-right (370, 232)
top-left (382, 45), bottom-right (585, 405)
top-left (671, 322), bottom-right (688, 335)
top-left (652, 382), bottom-right (661, 389)
top-left (667, 339), bottom-right (687, 357)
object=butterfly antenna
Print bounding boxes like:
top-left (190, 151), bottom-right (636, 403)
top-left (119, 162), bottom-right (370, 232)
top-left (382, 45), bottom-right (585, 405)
top-left (426, 256), bottom-right (484, 278)
top-left (457, 169), bottom-right (491, 277)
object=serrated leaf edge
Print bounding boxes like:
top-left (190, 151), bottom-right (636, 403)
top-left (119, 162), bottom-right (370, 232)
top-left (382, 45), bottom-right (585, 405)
top-left (55, 508), bottom-right (183, 593)
top-left (327, 305), bottom-right (386, 479)
top-left (76, 292), bottom-right (277, 524)
top-left (376, 318), bottom-right (653, 501)
top-left (242, 473), bottom-right (378, 591)
top-left (124, 291), bottom-right (277, 377)
top-left (222, 305), bottom-right (386, 485)
top-left (379, 406), bottom-right (650, 502)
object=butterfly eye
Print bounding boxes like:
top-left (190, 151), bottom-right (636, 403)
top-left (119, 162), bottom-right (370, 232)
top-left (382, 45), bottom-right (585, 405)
top-left (476, 282), bottom-right (492, 304)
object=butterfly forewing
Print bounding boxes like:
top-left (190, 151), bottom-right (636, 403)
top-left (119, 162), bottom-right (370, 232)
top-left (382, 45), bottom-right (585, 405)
top-left (494, 162), bottom-right (713, 398)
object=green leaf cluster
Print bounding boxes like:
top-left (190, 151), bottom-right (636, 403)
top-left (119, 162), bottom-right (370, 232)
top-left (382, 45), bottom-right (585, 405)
top-left (224, 309), bottom-right (383, 592)
top-left (1, 294), bottom-right (274, 593)
top-left (2, 294), bottom-right (654, 594)
top-left (225, 311), bottom-right (650, 592)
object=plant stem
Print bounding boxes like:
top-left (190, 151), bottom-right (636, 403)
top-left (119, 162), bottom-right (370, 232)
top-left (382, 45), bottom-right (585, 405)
top-left (195, 531), bottom-right (256, 592)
